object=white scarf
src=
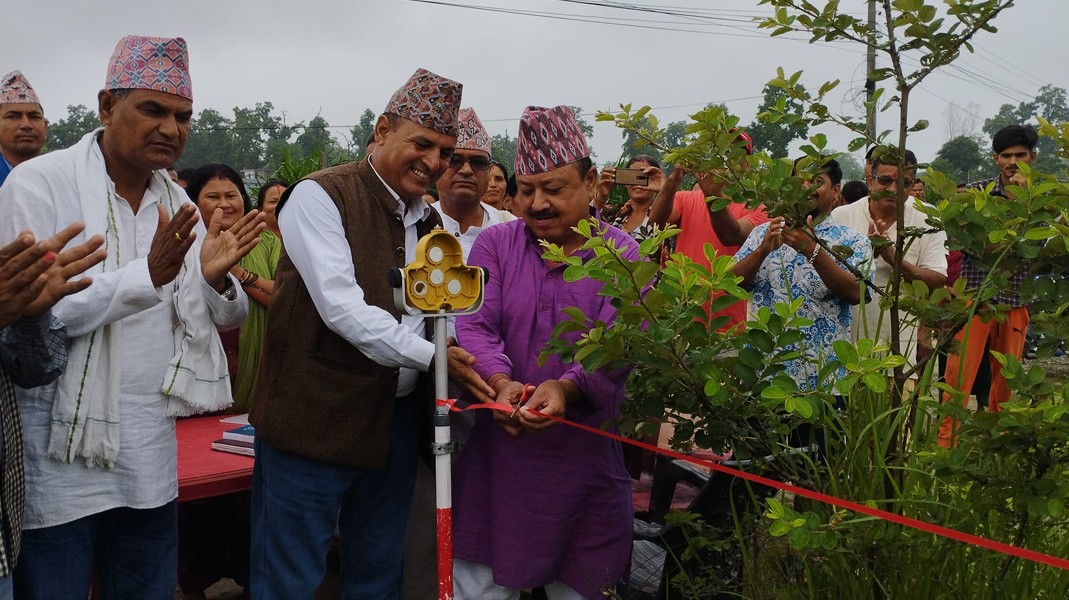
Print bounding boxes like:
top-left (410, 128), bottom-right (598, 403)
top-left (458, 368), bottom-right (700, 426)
top-left (48, 129), bottom-right (233, 468)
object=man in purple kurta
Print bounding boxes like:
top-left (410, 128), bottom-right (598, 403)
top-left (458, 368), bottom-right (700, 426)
top-left (453, 105), bottom-right (638, 600)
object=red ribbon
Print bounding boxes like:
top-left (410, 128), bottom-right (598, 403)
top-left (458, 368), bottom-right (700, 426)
top-left (436, 397), bottom-right (1069, 572)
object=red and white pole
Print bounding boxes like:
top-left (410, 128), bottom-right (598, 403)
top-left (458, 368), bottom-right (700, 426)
top-left (432, 313), bottom-right (454, 600)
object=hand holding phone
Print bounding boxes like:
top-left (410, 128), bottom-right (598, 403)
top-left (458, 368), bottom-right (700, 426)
top-left (614, 168), bottom-right (650, 186)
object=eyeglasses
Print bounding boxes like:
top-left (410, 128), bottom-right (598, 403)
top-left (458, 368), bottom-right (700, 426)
top-left (448, 154), bottom-right (492, 172)
top-left (873, 175), bottom-right (916, 187)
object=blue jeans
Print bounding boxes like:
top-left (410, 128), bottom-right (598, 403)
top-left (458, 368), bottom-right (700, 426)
top-left (250, 398), bottom-right (419, 600)
top-left (14, 501), bottom-right (178, 600)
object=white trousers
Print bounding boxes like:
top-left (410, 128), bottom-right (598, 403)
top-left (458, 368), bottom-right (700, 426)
top-left (453, 558), bottom-right (585, 600)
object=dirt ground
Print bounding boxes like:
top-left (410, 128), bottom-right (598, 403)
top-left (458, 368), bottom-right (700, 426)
top-left (1034, 353), bottom-right (1069, 381)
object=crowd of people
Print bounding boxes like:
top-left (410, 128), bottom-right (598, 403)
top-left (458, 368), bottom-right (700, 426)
top-left (0, 31), bottom-right (1045, 600)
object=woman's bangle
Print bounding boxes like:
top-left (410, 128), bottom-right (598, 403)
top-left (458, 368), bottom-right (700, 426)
top-left (807, 242), bottom-right (821, 264)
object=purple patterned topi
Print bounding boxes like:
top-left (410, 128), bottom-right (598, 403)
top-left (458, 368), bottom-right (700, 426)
top-left (0, 70), bottom-right (41, 106)
top-left (383, 68), bottom-right (463, 137)
top-left (105, 35), bottom-right (193, 100)
top-left (514, 105), bottom-right (590, 176)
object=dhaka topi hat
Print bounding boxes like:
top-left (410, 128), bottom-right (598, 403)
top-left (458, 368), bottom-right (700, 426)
top-left (514, 105), bottom-right (590, 176)
top-left (455, 108), bottom-right (491, 155)
top-left (105, 35), bottom-right (193, 101)
top-left (0, 70), bottom-right (41, 106)
top-left (383, 68), bottom-right (463, 137)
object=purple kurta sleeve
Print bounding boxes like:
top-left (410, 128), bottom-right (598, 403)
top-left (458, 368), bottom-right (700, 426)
top-left (459, 229), bottom-right (513, 381)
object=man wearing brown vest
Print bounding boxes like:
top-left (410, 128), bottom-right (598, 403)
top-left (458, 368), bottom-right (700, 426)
top-left (249, 69), bottom-right (492, 599)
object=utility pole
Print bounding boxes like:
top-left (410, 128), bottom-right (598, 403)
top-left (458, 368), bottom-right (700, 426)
top-left (866, 0), bottom-right (877, 147)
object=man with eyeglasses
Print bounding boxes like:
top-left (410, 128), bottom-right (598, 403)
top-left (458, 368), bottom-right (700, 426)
top-left (430, 107), bottom-right (516, 259)
top-left (832, 147), bottom-right (947, 379)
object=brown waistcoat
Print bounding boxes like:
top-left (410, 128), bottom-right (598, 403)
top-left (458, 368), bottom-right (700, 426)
top-left (249, 159), bottom-right (438, 468)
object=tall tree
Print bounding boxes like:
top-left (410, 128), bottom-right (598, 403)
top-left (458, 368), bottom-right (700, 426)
top-left (930, 135), bottom-right (989, 184)
top-left (490, 132), bottom-right (517, 171)
top-left (348, 109), bottom-right (377, 159)
top-left (44, 104), bottom-right (101, 152)
top-left (747, 83), bottom-right (810, 158)
top-left (180, 108), bottom-right (234, 168)
top-left (293, 115), bottom-right (341, 160)
top-left (231, 102), bottom-right (298, 169)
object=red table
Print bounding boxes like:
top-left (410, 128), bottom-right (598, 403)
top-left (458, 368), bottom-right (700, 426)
top-left (176, 416), bottom-right (254, 502)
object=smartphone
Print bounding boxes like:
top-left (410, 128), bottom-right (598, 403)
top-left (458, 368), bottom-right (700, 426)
top-left (615, 168), bottom-right (650, 186)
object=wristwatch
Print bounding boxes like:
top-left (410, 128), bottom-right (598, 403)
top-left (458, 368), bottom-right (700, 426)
top-left (219, 276), bottom-right (237, 301)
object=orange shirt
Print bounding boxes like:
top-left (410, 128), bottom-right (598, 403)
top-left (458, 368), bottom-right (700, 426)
top-left (672, 190), bottom-right (769, 329)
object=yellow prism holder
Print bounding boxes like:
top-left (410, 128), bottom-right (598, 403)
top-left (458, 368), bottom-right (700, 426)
top-left (390, 227), bottom-right (486, 315)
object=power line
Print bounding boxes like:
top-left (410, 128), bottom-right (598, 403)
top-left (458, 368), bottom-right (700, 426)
top-left (189, 95), bottom-right (766, 134)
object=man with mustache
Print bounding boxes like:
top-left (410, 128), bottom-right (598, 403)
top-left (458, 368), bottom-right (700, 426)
top-left (732, 158), bottom-right (872, 394)
top-left (0, 71), bottom-right (47, 188)
top-left (452, 105), bottom-right (639, 599)
top-left (249, 69), bottom-right (492, 599)
top-left (0, 35), bottom-right (264, 599)
top-left (937, 124), bottom-right (1038, 447)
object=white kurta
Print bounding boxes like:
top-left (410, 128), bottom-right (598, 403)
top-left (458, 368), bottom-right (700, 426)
top-left (431, 202), bottom-right (517, 259)
top-left (831, 198), bottom-right (948, 368)
top-left (0, 141), bottom-right (246, 529)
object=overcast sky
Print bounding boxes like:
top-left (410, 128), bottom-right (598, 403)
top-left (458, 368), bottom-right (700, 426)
top-left (3, 0), bottom-right (1064, 165)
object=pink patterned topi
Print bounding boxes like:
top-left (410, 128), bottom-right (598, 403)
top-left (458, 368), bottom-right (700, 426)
top-left (383, 68), bottom-right (463, 137)
top-left (0, 70), bottom-right (41, 106)
top-left (105, 35), bottom-right (193, 100)
top-left (455, 108), bottom-right (491, 155)
top-left (514, 105), bottom-right (590, 176)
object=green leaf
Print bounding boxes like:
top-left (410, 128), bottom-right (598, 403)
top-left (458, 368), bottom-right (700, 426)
top-left (766, 497), bottom-right (786, 519)
top-left (832, 340), bottom-right (859, 367)
top-left (863, 372), bottom-right (888, 392)
top-left (769, 520), bottom-right (792, 537)
top-left (1024, 226), bottom-right (1057, 241)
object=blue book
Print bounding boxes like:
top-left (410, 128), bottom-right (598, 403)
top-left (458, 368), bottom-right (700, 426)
top-left (222, 423), bottom-right (255, 443)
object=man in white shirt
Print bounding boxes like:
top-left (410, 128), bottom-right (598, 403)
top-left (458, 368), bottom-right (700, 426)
top-left (430, 107), bottom-right (516, 260)
top-left (249, 69), bottom-right (493, 600)
top-left (0, 35), bottom-right (265, 599)
top-left (831, 148), bottom-right (947, 373)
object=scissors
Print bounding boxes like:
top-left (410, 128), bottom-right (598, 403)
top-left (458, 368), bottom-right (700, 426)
top-left (509, 384), bottom-right (531, 418)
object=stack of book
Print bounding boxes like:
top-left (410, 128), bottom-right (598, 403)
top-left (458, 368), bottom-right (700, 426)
top-left (211, 421), bottom-right (255, 457)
